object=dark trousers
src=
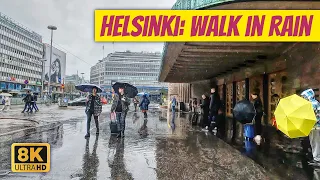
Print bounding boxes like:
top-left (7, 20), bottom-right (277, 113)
top-left (116, 112), bottom-right (126, 133)
top-left (31, 102), bottom-right (38, 111)
top-left (86, 111), bottom-right (99, 134)
top-left (202, 112), bottom-right (209, 128)
top-left (255, 113), bottom-right (263, 135)
top-left (143, 111), bottom-right (148, 118)
top-left (134, 104), bottom-right (137, 111)
top-left (23, 102), bottom-right (32, 112)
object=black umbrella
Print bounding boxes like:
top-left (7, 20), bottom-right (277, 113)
top-left (233, 100), bottom-right (256, 124)
top-left (112, 82), bottom-right (138, 98)
top-left (75, 84), bottom-right (103, 93)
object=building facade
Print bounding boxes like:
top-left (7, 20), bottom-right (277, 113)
top-left (90, 51), bottom-right (168, 93)
top-left (0, 12), bottom-right (43, 93)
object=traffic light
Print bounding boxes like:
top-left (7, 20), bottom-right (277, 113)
top-left (61, 84), bottom-right (65, 89)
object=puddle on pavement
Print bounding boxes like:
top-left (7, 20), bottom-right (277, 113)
top-left (0, 108), bottom-right (316, 179)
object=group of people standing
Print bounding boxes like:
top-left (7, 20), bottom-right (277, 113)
top-left (21, 91), bottom-right (39, 113)
top-left (85, 86), bottom-right (150, 139)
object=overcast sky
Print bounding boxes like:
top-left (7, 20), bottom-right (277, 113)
top-left (0, 0), bottom-right (176, 79)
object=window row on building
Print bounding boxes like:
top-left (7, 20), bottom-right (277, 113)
top-left (105, 76), bottom-right (157, 81)
top-left (1, 43), bottom-right (42, 63)
top-left (104, 72), bottom-right (158, 77)
top-left (106, 63), bottom-right (160, 69)
top-left (0, 53), bottom-right (42, 69)
top-left (0, 34), bottom-right (43, 56)
top-left (0, 22), bottom-right (42, 49)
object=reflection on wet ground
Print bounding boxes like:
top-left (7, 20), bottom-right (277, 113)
top-left (0, 107), bottom-right (316, 179)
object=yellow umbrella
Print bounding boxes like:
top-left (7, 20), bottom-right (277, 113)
top-left (275, 94), bottom-right (317, 138)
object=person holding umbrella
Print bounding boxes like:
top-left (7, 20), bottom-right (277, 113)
top-left (111, 86), bottom-right (130, 138)
top-left (139, 94), bottom-right (150, 118)
top-left (85, 87), bottom-right (102, 138)
top-left (301, 89), bottom-right (320, 165)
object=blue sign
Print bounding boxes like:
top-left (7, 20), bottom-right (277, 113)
top-left (58, 78), bottom-right (61, 83)
top-left (0, 83), bottom-right (6, 89)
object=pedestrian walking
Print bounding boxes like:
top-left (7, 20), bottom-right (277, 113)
top-left (30, 93), bottom-right (38, 112)
top-left (33, 94), bottom-right (39, 111)
top-left (189, 100), bottom-right (192, 112)
top-left (85, 87), bottom-right (102, 138)
top-left (192, 98), bottom-right (198, 113)
top-left (251, 88), bottom-right (263, 136)
top-left (301, 89), bottom-right (320, 166)
top-left (171, 96), bottom-right (177, 112)
top-left (1, 96), bottom-right (10, 111)
top-left (22, 91), bottom-right (32, 113)
top-left (111, 86), bottom-right (130, 138)
top-left (133, 97), bottom-right (139, 112)
top-left (139, 94), bottom-right (150, 118)
top-left (209, 87), bottom-right (221, 129)
top-left (200, 94), bottom-right (210, 129)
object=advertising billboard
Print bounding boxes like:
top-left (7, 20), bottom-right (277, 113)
top-left (43, 44), bottom-right (66, 84)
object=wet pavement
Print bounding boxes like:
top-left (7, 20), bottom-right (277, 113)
top-left (0, 105), bottom-right (317, 179)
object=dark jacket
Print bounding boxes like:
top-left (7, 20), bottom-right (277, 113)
top-left (209, 92), bottom-right (221, 115)
top-left (85, 94), bottom-right (102, 116)
top-left (111, 93), bottom-right (130, 113)
top-left (253, 97), bottom-right (263, 115)
top-left (200, 97), bottom-right (210, 114)
top-left (171, 98), bottom-right (177, 107)
top-left (23, 94), bottom-right (32, 103)
top-left (139, 96), bottom-right (150, 110)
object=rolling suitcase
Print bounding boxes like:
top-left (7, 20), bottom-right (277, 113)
top-left (110, 121), bottom-right (118, 134)
top-left (109, 112), bottom-right (118, 134)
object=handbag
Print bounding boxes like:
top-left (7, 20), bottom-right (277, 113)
top-left (110, 112), bottom-right (116, 121)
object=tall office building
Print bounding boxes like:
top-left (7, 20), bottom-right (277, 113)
top-left (0, 12), bottom-right (43, 93)
top-left (90, 51), bottom-right (168, 92)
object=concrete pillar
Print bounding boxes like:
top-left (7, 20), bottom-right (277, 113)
top-left (183, 83), bottom-right (187, 103)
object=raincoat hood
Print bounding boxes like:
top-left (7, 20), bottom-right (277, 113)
top-left (301, 89), bottom-right (316, 101)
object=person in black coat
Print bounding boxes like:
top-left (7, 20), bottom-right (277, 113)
top-left (251, 88), bottom-right (263, 136)
top-left (22, 91), bottom-right (32, 113)
top-left (209, 87), bottom-right (221, 125)
top-left (200, 94), bottom-right (210, 128)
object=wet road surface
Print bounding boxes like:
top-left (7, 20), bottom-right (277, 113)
top-left (0, 105), bottom-right (304, 179)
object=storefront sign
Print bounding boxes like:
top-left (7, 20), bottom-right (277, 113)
top-left (36, 81), bottom-right (42, 85)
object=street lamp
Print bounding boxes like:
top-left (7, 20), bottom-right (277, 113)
top-left (47, 25), bottom-right (57, 96)
top-left (98, 60), bottom-right (103, 86)
top-left (40, 58), bottom-right (47, 97)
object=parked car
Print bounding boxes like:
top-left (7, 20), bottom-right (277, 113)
top-left (68, 98), bottom-right (86, 106)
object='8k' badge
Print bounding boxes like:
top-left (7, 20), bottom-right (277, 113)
top-left (11, 143), bottom-right (50, 172)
